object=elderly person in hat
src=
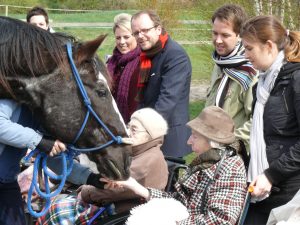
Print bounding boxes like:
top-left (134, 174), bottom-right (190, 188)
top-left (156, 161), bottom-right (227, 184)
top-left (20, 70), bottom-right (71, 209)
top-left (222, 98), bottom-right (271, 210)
top-left (104, 106), bottom-right (248, 225)
top-left (36, 108), bottom-right (169, 225)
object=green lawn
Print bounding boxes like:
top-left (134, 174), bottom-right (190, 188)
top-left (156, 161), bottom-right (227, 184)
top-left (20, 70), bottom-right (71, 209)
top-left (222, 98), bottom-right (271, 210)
top-left (3, 10), bottom-right (214, 82)
top-left (53, 27), bottom-right (214, 81)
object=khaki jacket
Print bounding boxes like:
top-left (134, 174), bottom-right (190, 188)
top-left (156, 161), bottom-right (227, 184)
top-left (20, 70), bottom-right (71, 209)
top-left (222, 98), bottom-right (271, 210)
top-left (80, 137), bottom-right (168, 213)
top-left (205, 65), bottom-right (257, 152)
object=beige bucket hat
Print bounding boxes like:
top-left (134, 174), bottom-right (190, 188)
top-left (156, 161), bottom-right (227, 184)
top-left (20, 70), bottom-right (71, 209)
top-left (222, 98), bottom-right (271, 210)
top-left (187, 106), bottom-right (235, 144)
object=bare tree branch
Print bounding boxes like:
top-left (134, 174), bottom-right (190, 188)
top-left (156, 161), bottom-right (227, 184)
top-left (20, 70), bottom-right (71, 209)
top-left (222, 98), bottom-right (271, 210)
top-left (286, 0), bottom-right (295, 29)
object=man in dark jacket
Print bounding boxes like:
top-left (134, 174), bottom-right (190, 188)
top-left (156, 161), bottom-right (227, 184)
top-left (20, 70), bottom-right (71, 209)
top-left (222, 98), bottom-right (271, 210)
top-left (131, 10), bottom-right (192, 157)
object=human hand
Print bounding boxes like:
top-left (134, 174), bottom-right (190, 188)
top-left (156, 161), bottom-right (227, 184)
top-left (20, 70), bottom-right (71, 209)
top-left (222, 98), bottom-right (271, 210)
top-left (37, 137), bottom-right (66, 156)
top-left (100, 177), bottom-right (137, 190)
top-left (250, 173), bottom-right (272, 198)
top-left (49, 140), bottom-right (66, 157)
top-left (100, 177), bottom-right (150, 199)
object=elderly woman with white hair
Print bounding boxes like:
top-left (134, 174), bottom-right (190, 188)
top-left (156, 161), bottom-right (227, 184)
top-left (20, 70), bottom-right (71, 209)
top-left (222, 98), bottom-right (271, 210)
top-left (36, 108), bottom-right (168, 225)
top-left (105, 106), bottom-right (248, 225)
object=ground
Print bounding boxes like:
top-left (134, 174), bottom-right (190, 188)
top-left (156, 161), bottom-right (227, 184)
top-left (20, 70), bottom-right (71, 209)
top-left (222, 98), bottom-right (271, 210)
top-left (189, 80), bottom-right (209, 102)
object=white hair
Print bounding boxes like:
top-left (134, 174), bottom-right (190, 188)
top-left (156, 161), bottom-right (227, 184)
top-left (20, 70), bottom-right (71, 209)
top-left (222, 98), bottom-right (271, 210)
top-left (209, 140), bottom-right (223, 149)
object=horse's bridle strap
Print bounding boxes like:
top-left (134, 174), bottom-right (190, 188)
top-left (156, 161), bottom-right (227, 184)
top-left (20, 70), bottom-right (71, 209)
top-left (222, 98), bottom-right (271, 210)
top-left (66, 42), bottom-right (123, 151)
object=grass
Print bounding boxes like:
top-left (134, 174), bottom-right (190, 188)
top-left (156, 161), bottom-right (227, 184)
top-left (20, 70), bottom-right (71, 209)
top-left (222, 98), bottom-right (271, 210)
top-left (189, 100), bottom-right (206, 119)
top-left (53, 27), bottom-right (214, 81)
top-left (5, 11), bottom-right (138, 22)
top-left (2, 9), bottom-right (214, 81)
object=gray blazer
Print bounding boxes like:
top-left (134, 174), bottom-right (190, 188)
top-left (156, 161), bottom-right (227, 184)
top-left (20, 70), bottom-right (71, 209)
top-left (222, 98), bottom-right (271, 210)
top-left (139, 37), bottom-right (192, 157)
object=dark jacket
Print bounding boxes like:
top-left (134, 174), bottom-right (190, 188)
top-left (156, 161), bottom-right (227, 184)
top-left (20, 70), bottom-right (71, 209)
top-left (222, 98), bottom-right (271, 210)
top-left (139, 37), bottom-right (192, 157)
top-left (253, 62), bottom-right (300, 212)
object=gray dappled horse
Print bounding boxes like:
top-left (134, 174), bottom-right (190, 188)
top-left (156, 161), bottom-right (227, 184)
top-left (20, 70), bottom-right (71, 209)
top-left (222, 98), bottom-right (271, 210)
top-left (0, 16), bottom-right (131, 180)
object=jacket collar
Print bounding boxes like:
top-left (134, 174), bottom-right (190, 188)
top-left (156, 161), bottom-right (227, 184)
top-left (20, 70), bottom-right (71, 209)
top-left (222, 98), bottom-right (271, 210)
top-left (131, 137), bottom-right (163, 157)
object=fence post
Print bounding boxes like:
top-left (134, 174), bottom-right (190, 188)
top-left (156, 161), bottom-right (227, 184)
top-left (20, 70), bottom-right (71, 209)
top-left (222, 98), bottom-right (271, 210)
top-left (5, 5), bottom-right (8, 16)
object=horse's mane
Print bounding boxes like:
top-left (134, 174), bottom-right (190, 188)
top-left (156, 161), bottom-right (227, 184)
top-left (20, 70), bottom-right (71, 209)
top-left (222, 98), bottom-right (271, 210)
top-left (0, 16), bottom-right (75, 97)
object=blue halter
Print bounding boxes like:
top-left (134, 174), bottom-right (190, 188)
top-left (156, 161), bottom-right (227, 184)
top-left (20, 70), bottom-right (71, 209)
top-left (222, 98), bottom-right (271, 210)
top-left (26, 42), bottom-right (124, 218)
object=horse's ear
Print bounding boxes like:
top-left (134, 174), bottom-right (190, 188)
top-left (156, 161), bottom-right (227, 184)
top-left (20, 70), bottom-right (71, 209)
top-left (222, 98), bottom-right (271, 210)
top-left (76, 34), bottom-right (108, 64)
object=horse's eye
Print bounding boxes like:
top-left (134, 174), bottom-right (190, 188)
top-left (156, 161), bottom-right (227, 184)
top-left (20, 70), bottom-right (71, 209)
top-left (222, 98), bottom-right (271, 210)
top-left (96, 89), bottom-right (107, 97)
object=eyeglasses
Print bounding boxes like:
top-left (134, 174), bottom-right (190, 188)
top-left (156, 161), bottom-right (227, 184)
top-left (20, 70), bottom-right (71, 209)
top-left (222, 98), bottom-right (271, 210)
top-left (127, 124), bottom-right (148, 135)
top-left (132, 26), bottom-right (157, 37)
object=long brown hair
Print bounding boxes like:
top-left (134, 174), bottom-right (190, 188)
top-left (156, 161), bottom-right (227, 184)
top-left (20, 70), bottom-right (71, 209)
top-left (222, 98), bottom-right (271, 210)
top-left (240, 15), bottom-right (300, 62)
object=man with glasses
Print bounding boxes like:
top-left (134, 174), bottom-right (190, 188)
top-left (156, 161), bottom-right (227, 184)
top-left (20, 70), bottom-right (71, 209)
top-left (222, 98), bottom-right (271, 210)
top-left (131, 10), bottom-right (192, 158)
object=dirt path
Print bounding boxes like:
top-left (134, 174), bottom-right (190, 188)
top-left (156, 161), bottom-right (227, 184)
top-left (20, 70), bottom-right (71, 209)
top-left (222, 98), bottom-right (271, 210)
top-left (189, 81), bottom-right (209, 102)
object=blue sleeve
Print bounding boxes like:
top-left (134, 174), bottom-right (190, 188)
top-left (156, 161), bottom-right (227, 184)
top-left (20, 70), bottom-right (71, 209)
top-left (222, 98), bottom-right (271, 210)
top-left (47, 155), bottom-right (92, 185)
top-left (0, 99), bottom-right (42, 150)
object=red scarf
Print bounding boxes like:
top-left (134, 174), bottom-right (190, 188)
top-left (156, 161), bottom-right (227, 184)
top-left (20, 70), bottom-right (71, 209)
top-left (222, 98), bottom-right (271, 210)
top-left (136, 31), bottom-right (168, 101)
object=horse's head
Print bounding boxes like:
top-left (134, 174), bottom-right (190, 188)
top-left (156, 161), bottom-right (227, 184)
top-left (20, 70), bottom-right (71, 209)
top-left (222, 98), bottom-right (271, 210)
top-left (0, 17), bottom-right (131, 180)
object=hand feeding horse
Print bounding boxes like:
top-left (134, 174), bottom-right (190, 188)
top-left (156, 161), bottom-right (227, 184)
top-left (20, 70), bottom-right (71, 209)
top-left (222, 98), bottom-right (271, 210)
top-left (0, 16), bottom-right (131, 216)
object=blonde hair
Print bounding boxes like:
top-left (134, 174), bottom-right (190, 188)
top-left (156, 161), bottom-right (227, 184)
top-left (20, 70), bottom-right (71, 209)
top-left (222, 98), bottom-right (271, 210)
top-left (113, 13), bottom-right (132, 33)
top-left (241, 15), bottom-right (300, 62)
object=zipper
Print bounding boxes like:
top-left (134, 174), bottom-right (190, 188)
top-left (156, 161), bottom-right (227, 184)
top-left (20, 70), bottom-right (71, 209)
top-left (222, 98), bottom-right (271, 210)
top-left (282, 87), bottom-right (289, 113)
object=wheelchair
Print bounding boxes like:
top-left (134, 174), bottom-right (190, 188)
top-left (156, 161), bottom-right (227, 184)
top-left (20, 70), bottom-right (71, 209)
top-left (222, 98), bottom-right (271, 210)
top-left (92, 156), bottom-right (188, 225)
top-left (24, 155), bottom-right (188, 225)
top-left (25, 149), bottom-right (251, 225)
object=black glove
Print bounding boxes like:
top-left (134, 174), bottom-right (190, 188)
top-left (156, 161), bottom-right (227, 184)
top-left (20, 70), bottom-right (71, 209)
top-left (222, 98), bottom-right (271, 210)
top-left (86, 173), bottom-right (105, 189)
top-left (37, 137), bottom-right (55, 153)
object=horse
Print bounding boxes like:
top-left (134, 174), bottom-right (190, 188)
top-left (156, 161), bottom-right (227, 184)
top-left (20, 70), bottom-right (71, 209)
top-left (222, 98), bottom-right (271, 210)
top-left (0, 16), bottom-right (131, 181)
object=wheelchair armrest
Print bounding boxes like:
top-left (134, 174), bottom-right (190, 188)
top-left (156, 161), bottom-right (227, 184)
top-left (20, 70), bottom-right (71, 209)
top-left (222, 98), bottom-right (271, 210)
top-left (164, 156), bottom-right (186, 164)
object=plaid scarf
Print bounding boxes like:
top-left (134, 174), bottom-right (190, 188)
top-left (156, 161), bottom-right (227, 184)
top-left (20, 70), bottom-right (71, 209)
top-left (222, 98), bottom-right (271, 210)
top-left (212, 41), bottom-right (256, 91)
top-left (107, 47), bottom-right (141, 122)
top-left (36, 194), bottom-right (113, 225)
top-left (136, 31), bottom-right (168, 101)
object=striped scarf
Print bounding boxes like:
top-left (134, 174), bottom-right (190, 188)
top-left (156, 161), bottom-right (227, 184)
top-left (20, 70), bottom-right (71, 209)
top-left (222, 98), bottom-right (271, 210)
top-left (136, 31), bottom-right (168, 101)
top-left (212, 41), bottom-right (256, 91)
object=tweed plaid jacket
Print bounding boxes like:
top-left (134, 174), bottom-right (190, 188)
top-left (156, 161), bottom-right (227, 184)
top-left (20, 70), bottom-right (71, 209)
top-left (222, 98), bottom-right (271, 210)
top-left (149, 154), bottom-right (247, 225)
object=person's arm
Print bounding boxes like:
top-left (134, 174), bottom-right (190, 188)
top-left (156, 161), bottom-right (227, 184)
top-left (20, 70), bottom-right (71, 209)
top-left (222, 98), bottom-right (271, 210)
top-left (154, 48), bottom-right (191, 121)
top-left (0, 100), bottom-right (42, 149)
top-left (46, 155), bottom-right (105, 188)
top-left (0, 100), bottom-right (97, 186)
top-left (178, 157), bottom-right (247, 225)
top-left (79, 184), bottom-right (138, 204)
top-left (101, 177), bottom-right (151, 200)
top-left (234, 77), bottom-right (258, 150)
top-left (0, 100), bottom-right (66, 156)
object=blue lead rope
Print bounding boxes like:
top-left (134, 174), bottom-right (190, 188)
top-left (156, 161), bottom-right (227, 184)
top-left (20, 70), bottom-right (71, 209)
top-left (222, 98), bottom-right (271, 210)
top-left (24, 149), bottom-right (74, 218)
top-left (25, 42), bottom-right (124, 218)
